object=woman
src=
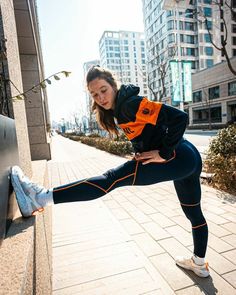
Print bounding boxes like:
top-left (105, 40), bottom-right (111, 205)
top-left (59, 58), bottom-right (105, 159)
top-left (11, 66), bottom-right (209, 277)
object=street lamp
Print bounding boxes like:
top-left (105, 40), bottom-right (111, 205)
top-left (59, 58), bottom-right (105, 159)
top-left (163, 0), bottom-right (190, 111)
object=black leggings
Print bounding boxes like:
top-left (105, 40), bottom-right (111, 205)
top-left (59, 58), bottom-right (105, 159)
top-left (53, 139), bottom-right (208, 258)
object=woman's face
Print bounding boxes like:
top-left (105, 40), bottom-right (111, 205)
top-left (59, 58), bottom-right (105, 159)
top-left (88, 78), bottom-right (116, 110)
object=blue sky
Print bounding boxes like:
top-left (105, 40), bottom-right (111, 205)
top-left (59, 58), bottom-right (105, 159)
top-left (37, 0), bottom-right (144, 122)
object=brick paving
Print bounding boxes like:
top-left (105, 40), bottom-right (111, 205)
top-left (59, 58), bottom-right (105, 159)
top-left (48, 135), bottom-right (236, 295)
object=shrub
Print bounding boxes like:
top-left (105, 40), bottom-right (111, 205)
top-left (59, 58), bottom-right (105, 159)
top-left (87, 133), bottom-right (101, 138)
top-left (205, 124), bottom-right (236, 194)
top-left (79, 137), bottom-right (133, 156)
top-left (114, 133), bottom-right (129, 142)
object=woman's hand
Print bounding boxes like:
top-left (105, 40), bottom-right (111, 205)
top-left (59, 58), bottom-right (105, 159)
top-left (134, 150), bottom-right (166, 165)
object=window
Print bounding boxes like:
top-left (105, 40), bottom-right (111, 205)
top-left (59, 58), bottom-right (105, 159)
top-left (206, 59), bottom-right (214, 68)
top-left (220, 23), bottom-right (224, 32)
top-left (203, 0), bottom-right (212, 3)
top-left (233, 36), bottom-right (236, 45)
top-left (205, 20), bottom-right (212, 30)
top-left (185, 9), bottom-right (194, 18)
top-left (191, 61), bottom-right (199, 69)
top-left (193, 90), bottom-right (202, 102)
top-left (185, 22), bottom-right (194, 30)
top-left (166, 11), bottom-right (173, 17)
top-left (167, 20), bottom-right (174, 30)
top-left (204, 33), bottom-right (211, 42)
top-left (186, 47), bottom-right (195, 56)
top-left (228, 81), bottom-right (236, 96)
top-left (233, 49), bottom-right (236, 56)
top-left (232, 24), bottom-right (236, 33)
top-left (203, 7), bottom-right (212, 17)
top-left (168, 33), bottom-right (175, 43)
top-left (185, 35), bottom-right (195, 44)
top-left (205, 46), bottom-right (213, 55)
top-left (209, 86), bottom-right (220, 99)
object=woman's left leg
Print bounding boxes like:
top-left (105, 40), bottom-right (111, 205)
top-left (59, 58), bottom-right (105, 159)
top-left (174, 174), bottom-right (208, 258)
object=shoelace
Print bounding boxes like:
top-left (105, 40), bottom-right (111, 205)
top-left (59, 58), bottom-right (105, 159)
top-left (22, 175), bottom-right (44, 194)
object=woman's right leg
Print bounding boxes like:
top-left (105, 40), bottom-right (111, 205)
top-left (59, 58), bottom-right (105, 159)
top-left (53, 139), bottom-right (199, 204)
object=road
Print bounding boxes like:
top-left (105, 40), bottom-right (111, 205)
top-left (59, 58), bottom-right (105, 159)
top-left (184, 130), bottom-right (218, 158)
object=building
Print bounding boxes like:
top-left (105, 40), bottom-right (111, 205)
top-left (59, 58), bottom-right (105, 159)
top-left (142, 0), bottom-right (236, 102)
top-left (0, 0), bottom-right (52, 293)
top-left (83, 60), bottom-right (100, 134)
top-left (188, 57), bottom-right (236, 128)
top-left (99, 30), bottom-right (148, 96)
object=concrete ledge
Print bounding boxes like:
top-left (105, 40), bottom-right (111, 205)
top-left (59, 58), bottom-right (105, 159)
top-left (0, 160), bottom-right (52, 294)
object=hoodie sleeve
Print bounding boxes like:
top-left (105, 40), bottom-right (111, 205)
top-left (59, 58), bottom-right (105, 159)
top-left (157, 104), bottom-right (188, 160)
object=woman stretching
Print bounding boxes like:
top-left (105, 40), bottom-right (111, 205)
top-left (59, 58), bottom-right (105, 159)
top-left (11, 66), bottom-right (209, 278)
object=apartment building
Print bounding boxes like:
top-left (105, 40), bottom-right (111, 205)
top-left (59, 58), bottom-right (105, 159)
top-left (142, 0), bottom-right (236, 103)
top-left (99, 30), bottom-right (148, 96)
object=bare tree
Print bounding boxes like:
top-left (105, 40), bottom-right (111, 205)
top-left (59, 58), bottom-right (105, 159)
top-left (139, 44), bottom-right (177, 101)
top-left (197, 0), bottom-right (236, 75)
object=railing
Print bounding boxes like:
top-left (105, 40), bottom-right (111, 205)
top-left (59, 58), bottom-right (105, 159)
top-left (0, 115), bottom-right (19, 245)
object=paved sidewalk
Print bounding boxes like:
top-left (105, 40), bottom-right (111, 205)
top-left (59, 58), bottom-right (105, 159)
top-left (48, 135), bottom-right (236, 295)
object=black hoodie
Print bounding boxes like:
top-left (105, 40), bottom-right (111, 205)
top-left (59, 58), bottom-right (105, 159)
top-left (113, 84), bottom-right (188, 160)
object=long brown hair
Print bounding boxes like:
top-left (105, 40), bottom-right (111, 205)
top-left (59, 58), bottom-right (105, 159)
top-left (86, 66), bottom-right (119, 135)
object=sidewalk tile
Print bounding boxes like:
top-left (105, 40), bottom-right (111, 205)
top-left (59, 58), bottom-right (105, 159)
top-left (127, 209), bottom-right (152, 224)
top-left (53, 268), bottom-right (161, 295)
top-left (119, 218), bottom-right (144, 235)
top-left (204, 211), bottom-right (229, 225)
top-left (136, 202), bottom-right (157, 215)
top-left (165, 225), bottom-right (193, 247)
top-left (133, 232), bottom-right (165, 257)
top-left (222, 249), bottom-right (236, 265)
top-left (208, 233), bottom-right (234, 253)
top-left (175, 285), bottom-right (205, 294)
top-left (142, 222), bottom-right (171, 240)
top-left (150, 253), bottom-right (194, 291)
top-left (223, 270), bottom-right (236, 289)
top-left (110, 207), bottom-right (130, 220)
top-left (158, 237), bottom-right (192, 258)
top-left (222, 234), bottom-right (236, 247)
top-left (170, 216), bottom-right (191, 232)
top-left (221, 222), bottom-right (236, 234)
top-left (207, 221), bottom-right (231, 237)
top-left (150, 213), bottom-right (176, 228)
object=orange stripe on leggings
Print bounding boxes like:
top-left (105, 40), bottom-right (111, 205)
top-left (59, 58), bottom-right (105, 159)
top-left (84, 181), bottom-right (107, 193)
top-left (192, 222), bottom-right (207, 229)
top-left (53, 180), bottom-right (87, 192)
top-left (132, 161), bottom-right (139, 185)
top-left (54, 162), bottom-right (138, 194)
top-left (106, 173), bottom-right (135, 192)
top-left (181, 202), bottom-right (200, 207)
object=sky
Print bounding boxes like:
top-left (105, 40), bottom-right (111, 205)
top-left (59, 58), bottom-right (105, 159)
top-left (37, 0), bottom-right (145, 122)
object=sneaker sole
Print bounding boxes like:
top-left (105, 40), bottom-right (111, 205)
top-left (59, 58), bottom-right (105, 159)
top-left (176, 261), bottom-right (210, 278)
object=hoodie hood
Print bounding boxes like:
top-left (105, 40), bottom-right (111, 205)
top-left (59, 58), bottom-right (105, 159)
top-left (114, 84), bottom-right (140, 118)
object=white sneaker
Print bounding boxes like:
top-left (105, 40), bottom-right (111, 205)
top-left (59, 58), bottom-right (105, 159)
top-left (11, 166), bottom-right (45, 217)
top-left (175, 256), bottom-right (210, 278)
